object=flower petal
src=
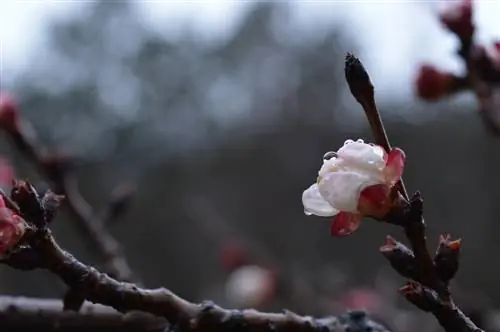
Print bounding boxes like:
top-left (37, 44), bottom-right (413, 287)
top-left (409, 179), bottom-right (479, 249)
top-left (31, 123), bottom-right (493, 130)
top-left (384, 148), bottom-right (405, 187)
top-left (337, 140), bottom-right (387, 172)
top-left (302, 183), bottom-right (338, 217)
top-left (318, 157), bottom-right (342, 181)
top-left (357, 184), bottom-right (391, 219)
top-left (0, 216), bottom-right (25, 255)
top-left (318, 171), bottom-right (380, 212)
top-left (330, 212), bottom-right (362, 237)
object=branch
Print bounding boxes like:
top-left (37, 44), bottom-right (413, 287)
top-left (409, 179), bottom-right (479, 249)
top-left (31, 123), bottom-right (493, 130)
top-left (0, 180), bottom-right (391, 332)
top-left (414, 1), bottom-right (500, 135)
top-left (2, 109), bottom-right (138, 284)
top-left (1, 233), bottom-right (391, 332)
top-left (345, 53), bottom-right (483, 332)
top-left (0, 295), bottom-right (166, 332)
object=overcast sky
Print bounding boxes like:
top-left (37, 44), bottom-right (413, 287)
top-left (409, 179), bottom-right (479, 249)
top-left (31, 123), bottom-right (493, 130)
top-left (1, 0), bottom-right (499, 99)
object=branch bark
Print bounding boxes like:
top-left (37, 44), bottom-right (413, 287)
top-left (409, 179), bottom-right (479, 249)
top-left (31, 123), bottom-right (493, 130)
top-left (0, 227), bottom-right (391, 332)
top-left (0, 295), bottom-right (166, 332)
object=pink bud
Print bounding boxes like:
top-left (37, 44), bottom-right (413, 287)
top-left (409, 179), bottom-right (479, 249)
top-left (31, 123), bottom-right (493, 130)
top-left (415, 65), bottom-right (454, 101)
top-left (330, 212), bottom-right (362, 237)
top-left (439, 0), bottom-right (474, 39)
top-left (0, 93), bottom-right (20, 133)
top-left (0, 195), bottom-right (26, 255)
top-left (384, 148), bottom-right (405, 187)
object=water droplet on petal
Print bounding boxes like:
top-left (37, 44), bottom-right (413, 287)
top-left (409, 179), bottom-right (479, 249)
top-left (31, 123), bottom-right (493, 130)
top-left (344, 139), bottom-right (354, 145)
top-left (356, 139), bottom-right (364, 143)
top-left (323, 151), bottom-right (337, 160)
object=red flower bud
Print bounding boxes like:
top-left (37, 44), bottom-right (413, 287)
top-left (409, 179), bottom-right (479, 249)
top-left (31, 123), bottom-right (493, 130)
top-left (439, 0), bottom-right (474, 40)
top-left (415, 65), bottom-right (455, 101)
top-left (0, 195), bottom-right (26, 255)
top-left (0, 93), bottom-right (20, 133)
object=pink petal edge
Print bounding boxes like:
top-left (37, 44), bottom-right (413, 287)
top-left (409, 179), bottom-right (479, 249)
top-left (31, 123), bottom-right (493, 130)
top-left (357, 184), bottom-right (391, 218)
top-left (384, 148), bottom-right (405, 187)
top-left (330, 212), bottom-right (362, 237)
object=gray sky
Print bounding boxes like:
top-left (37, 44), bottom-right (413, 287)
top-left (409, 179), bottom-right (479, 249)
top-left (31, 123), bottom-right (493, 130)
top-left (1, 0), bottom-right (499, 99)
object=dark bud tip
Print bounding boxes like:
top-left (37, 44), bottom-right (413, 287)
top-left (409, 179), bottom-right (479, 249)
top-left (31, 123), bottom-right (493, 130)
top-left (344, 53), bottom-right (374, 103)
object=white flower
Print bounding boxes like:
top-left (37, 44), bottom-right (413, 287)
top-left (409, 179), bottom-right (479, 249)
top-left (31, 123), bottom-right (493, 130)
top-left (301, 139), bottom-right (405, 236)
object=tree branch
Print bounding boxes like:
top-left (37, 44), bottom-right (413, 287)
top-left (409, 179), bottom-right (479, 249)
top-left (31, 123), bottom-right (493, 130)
top-left (345, 53), bottom-right (483, 332)
top-left (0, 295), bottom-right (166, 332)
top-left (0, 227), bottom-right (392, 332)
top-left (4, 114), bottom-right (138, 283)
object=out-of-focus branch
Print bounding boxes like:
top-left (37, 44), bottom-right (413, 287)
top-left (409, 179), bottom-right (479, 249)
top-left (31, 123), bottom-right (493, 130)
top-left (345, 53), bottom-right (483, 332)
top-left (0, 95), bottom-right (138, 284)
top-left (0, 295), bottom-right (166, 332)
top-left (414, 0), bottom-right (500, 135)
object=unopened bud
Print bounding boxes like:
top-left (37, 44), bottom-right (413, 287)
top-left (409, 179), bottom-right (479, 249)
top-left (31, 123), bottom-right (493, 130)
top-left (344, 53), bottom-right (374, 104)
top-left (415, 65), bottom-right (457, 101)
top-left (0, 195), bottom-right (27, 256)
top-left (434, 234), bottom-right (461, 283)
top-left (379, 235), bottom-right (416, 280)
top-left (398, 281), bottom-right (438, 312)
top-left (439, 0), bottom-right (474, 40)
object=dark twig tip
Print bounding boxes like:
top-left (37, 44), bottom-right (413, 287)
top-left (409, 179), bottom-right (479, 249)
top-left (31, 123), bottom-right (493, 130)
top-left (344, 53), bottom-right (374, 103)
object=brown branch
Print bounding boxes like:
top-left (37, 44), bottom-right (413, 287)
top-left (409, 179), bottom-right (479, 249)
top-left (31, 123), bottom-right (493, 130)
top-left (0, 180), bottom-right (392, 332)
top-left (0, 295), bottom-right (166, 332)
top-left (344, 53), bottom-right (483, 332)
top-left (416, 1), bottom-right (500, 134)
top-left (4, 115), bottom-right (139, 284)
top-left (1, 230), bottom-right (392, 332)
top-left (458, 36), bottom-right (500, 135)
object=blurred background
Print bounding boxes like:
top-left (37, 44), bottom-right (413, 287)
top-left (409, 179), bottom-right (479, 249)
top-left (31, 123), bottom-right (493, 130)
top-left (1, 1), bottom-right (500, 331)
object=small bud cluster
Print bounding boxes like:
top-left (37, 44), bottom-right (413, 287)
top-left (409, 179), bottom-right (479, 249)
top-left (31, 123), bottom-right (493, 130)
top-left (0, 180), bottom-right (64, 257)
top-left (414, 0), bottom-right (500, 117)
top-left (380, 231), bottom-right (462, 311)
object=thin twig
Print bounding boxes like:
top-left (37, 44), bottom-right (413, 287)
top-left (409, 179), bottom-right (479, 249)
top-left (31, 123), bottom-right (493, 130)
top-left (4, 116), bottom-right (139, 283)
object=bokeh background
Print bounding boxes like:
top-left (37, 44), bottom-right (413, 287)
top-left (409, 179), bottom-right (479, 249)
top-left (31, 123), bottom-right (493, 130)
top-left (1, 1), bottom-right (500, 331)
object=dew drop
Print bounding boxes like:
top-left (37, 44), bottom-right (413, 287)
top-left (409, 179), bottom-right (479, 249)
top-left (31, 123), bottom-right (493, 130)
top-left (323, 151), bottom-right (337, 160)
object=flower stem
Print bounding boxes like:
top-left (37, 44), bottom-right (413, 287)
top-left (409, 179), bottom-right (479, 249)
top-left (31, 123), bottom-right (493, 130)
top-left (344, 53), bottom-right (408, 200)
